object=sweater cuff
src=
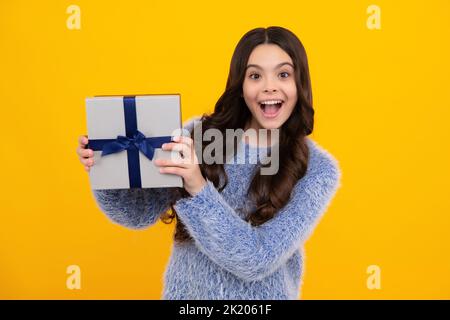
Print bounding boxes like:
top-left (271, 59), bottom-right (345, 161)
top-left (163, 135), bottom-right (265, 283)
top-left (173, 179), bottom-right (219, 219)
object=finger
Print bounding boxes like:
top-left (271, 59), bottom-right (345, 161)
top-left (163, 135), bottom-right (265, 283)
top-left (80, 157), bottom-right (88, 166)
top-left (84, 165), bottom-right (90, 172)
top-left (159, 166), bottom-right (184, 178)
top-left (162, 142), bottom-right (183, 152)
top-left (81, 157), bottom-right (94, 166)
top-left (162, 142), bottom-right (192, 159)
top-left (76, 146), bottom-right (82, 157)
top-left (78, 147), bottom-right (94, 158)
top-left (154, 158), bottom-right (188, 168)
top-left (78, 135), bottom-right (89, 146)
top-left (172, 135), bottom-right (193, 148)
top-left (176, 137), bottom-right (198, 161)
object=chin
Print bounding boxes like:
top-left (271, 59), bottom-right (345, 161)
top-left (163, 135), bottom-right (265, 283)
top-left (255, 117), bottom-right (283, 130)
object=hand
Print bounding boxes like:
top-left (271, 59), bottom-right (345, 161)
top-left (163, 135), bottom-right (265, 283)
top-left (153, 136), bottom-right (207, 197)
top-left (76, 135), bottom-right (94, 172)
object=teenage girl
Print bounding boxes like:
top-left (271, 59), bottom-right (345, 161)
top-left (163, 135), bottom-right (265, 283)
top-left (76, 26), bottom-right (341, 300)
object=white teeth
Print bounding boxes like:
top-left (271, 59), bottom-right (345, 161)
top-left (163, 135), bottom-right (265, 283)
top-left (260, 100), bottom-right (283, 105)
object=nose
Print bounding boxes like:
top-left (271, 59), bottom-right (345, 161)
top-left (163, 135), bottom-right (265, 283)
top-left (263, 77), bottom-right (278, 93)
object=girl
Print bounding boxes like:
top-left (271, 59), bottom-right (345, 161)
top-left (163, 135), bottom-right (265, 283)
top-left (76, 26), bottom-right (341, 299)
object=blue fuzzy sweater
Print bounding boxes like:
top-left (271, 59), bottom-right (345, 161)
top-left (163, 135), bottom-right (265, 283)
top-left (92, 119), bottom-right (341, 300)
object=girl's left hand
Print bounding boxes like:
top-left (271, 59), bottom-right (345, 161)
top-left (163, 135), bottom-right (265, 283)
top-left (153, 136), bottom-right (207, 197)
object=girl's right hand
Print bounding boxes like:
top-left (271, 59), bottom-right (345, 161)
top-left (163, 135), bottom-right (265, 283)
top-left (77, 135), bottom-right (94, 172)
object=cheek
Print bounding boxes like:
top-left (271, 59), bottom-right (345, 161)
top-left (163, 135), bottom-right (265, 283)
top-left (286, 85), bottom-right (298, 105)
top-left (242, 82), bottom-right (259, 104)
top-left (284, 85), bottom-right (298, 113)
top-left (285, 82), bottom-right (298, 98)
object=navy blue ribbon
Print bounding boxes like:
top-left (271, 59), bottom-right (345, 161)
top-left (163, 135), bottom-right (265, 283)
top-left (88, 96), bottom-right (173, 188)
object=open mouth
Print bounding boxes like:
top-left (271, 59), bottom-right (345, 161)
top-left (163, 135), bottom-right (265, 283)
top-left (259, 100), bottom-right (284, 118)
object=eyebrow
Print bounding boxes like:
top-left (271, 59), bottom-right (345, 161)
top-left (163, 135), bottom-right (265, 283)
top-left (245, 62), bottom-right (294, 70)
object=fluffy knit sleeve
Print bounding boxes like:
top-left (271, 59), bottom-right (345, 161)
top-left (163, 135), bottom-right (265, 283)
top-left (92, 187), bottom-right (177, 230)
top-left (173, 140), bottom-right (342, 282)
top-left (91, 116), bottom-right (202, 230)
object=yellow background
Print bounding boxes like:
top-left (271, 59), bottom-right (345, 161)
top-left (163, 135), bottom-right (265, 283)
top-left (1, 0), bottom-right (449, 299)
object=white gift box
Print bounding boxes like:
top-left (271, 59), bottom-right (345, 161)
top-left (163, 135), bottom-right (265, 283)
top-left (85, 94), bottom-right (183, 189)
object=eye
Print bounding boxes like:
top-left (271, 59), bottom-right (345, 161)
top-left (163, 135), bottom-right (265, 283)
top-left (279, 72), bottom-right (290, 78)
top-left (249, 73), bottom-right (260, 80)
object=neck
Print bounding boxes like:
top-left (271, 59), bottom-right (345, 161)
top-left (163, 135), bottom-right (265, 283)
top-left (243, 118), bottom-right (273, 148)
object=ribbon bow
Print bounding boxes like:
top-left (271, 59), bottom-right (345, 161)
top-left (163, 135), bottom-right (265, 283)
top-left (101, 130), bottom-right (157, 161)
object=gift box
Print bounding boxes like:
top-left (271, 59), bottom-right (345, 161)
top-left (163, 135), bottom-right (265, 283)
top-left (85, 94), bottom-right (183, 189)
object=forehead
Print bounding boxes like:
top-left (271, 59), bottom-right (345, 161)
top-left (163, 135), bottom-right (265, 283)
top-left (247, 44), bottom-right (293, 68)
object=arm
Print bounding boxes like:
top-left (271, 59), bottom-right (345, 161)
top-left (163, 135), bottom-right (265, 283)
top-left (92, 187), bottom-right (177, 230)
top-left (92, 116), bottom-right (202, 230)
top-left (173, 142), bottom-right (342, 282)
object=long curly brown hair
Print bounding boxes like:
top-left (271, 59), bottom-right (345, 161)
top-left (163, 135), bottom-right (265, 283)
top-left (160, 26), bottom-right (314, 243)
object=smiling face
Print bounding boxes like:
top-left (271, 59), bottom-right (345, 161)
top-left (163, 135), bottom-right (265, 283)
top-left (242, 44), bottom-right (298, 132)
